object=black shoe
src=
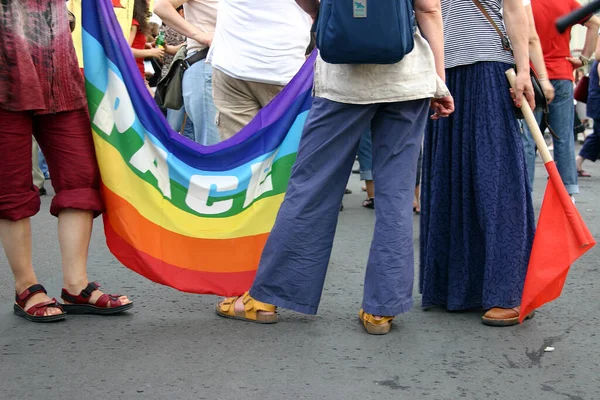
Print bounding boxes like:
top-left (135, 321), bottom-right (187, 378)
top-left (340, 203), bottom-right (344, 212)
top-left (344, 188), bottom-right (352, 194)
top-left (39, 187), bottom-right (47, 196)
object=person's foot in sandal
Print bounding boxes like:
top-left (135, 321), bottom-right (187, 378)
top-left (576, 156), bottom-right (591, 177)
top-left (61, 282), bottom-right (133, 315)
top-left (216, 291), bottom-right (278, 324)
top-left (481, 306), bottom-right (534, 327)
top-left (14, 284), bottom-right (66, 323)
top-left (362, 197), bottom-right (374, 209)
top-left (359, 309), bottom-right (394, 335)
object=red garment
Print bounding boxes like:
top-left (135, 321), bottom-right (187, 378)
top-left (0, 0), bottom-right (87, 114)
top-left (531, 0), bottom-right (584, 81)
top-left (0, 108), bottom-right (103, 221)
top-left (131, 19), bottom-right (147, 79)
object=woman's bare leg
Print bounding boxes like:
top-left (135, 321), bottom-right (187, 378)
top-left (58, 209), bottom-right (130, 305)
top-left (413, 184), bottom-right (421, 212)
top-left (0, 218), bottom-right (62, 315)
top-left (365, 180), bottom-right (374, 198)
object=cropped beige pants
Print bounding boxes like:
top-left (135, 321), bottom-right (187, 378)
top-left (212, 68), bottom-right (284, 140)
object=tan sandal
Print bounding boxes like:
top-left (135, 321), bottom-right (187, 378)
top-left (359, 309), bottom-right (394, 335)
top-left (216, 291), bottom-right (278, 324)
top-left (481, 306), bottom-right (535, 327)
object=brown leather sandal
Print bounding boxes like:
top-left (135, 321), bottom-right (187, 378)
top-left (359, 309), bottom-right (394, 335)
top-left (216, 291), bottom-right (278, 324)
top-left (14, 284), bottom-right (66, 323)
top-left (61, 282), bottom-right (133, 315)
top-left (481, 306), bottom-right (535, 327)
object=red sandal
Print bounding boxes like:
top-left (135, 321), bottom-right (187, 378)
top-left (61, 282), bottom-right (133, 315)
top-left (14, 284), bottom-right (66, 323)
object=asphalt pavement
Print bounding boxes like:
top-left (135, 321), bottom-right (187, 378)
top-left (1, 144), bottom-right (599, 400)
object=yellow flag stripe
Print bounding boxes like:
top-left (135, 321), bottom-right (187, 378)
top-left (94, 131), bottom-right (283, 239)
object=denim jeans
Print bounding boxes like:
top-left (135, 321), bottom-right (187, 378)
top-left (181, 56), bottom-right (219, 145)
top-left (166, 106), bottom-right (195, 142)
top-left (522, 79), bottom-right (578, 194)
top-left (357, 129), bottom-right (373, 180)
top-left (38, 146), bottom-right (49, 179)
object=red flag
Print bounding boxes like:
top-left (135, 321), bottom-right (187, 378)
top-left (519, 161), bottom-right (596, 321)
top-left (112, 0), bottom-right (124, 7)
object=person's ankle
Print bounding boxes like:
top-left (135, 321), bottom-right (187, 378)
top-left (15, 279), bottom-right (39, 294)
top-left (62, 278), bottom-right (90, 294)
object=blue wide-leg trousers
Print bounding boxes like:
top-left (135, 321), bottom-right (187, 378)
top-left (249, 96), bottom-right (430, 316)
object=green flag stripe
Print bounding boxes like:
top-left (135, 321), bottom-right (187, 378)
top-left (86, 81), bottom-right (296, 219)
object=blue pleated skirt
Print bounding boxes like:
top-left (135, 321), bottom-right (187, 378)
top-left (419, 62), bottom-right (535, 310)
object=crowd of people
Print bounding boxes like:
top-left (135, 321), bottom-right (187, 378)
top-left (1, 0), bottom-right (598, 334)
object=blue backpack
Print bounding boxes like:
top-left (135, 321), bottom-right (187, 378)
top-left (315, 0), bottom-right (416, 65)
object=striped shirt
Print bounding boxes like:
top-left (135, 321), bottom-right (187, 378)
top-left (443, 0), bottom-right (514, 69)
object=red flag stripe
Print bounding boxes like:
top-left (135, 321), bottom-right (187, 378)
top-left (103, 216), bottom-right (257, 296)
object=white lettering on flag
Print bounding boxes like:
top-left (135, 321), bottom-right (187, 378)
top-left (130, 136), bottom-right (172, 199)
top-left (243, 152), bottom-right (276, 208)
top-left (186, 176), bottom-right (239, 215)
top-left (93, 69), bottom-right (135, 135)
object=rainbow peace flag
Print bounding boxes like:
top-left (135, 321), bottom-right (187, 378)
top-left (82, 0), bottom-right (314, 296)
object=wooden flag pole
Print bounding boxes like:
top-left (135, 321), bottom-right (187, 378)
top-left (507, 69), bottom-right (593, 247)
top-left (505, 69), bottom-right (553, 164)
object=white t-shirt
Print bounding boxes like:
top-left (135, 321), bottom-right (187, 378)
top-left (208, 0), bottom-right (312, 86)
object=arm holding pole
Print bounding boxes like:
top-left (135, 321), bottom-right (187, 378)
top-left (506, 69), bottom-right (553, 164)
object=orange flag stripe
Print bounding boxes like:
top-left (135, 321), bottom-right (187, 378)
top-left (104, 217), bottom-right (256, 296)
top-left (102, 185), bottom-right (269, 273)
